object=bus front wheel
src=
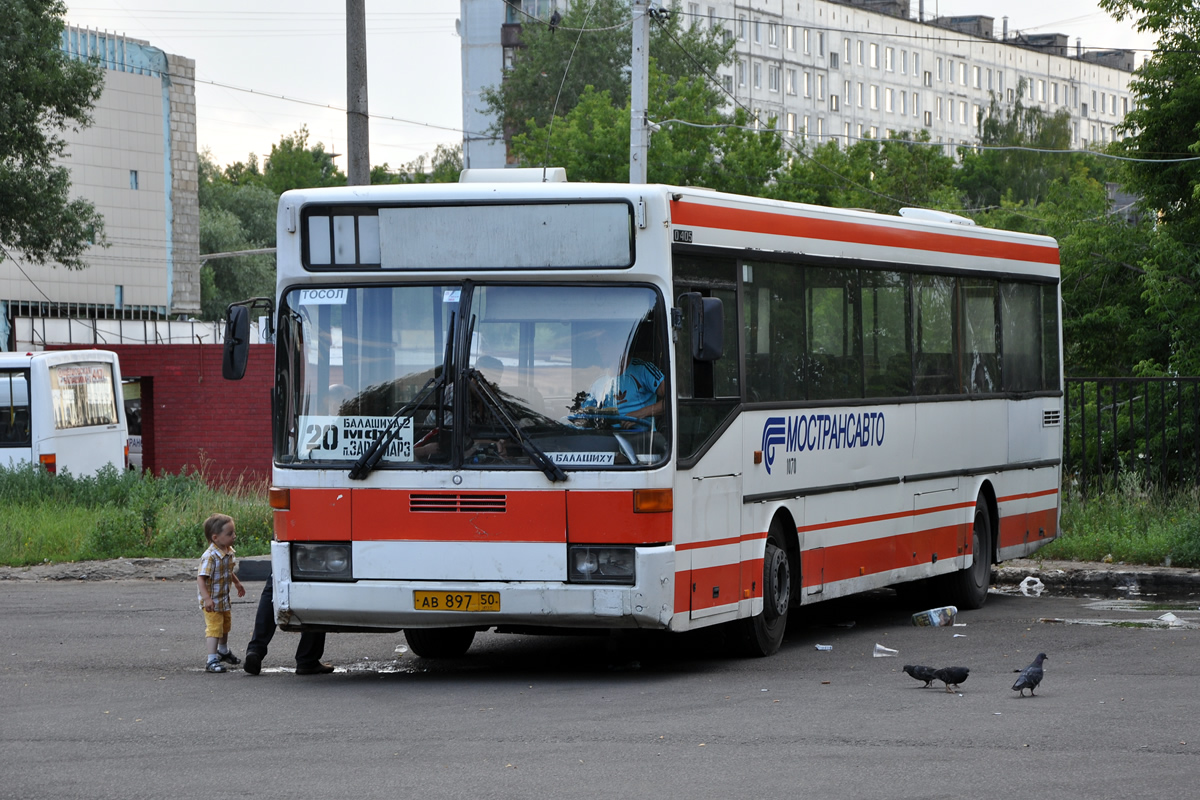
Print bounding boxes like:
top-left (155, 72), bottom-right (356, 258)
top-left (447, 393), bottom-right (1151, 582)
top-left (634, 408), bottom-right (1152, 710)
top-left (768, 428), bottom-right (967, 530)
top-left (404, 627), bottom-right (476, 658)
top-left (736, 528), bottom-right (792, 657)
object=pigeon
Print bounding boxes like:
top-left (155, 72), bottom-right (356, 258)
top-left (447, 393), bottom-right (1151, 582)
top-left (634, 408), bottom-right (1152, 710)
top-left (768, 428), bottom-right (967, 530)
top-left (548, 10), bottom-right (561, 32)
top-left (903, 664), bottom-right (937, 688)
top-left (933, 665), bottom-right (970, 693)
top-left (1012, 652), bottom-right (1048, 697)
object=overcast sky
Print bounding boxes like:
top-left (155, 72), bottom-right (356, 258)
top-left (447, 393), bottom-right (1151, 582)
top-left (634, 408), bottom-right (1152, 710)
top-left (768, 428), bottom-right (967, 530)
top-left (62, 1), bottom-right (1155, 173)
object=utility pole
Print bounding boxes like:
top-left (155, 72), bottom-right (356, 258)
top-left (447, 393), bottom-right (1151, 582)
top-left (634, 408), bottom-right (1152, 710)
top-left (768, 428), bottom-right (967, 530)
top-left (346, 0), bottom-right (370, 186)
top-left (629, 0), bottom-right (649, 184)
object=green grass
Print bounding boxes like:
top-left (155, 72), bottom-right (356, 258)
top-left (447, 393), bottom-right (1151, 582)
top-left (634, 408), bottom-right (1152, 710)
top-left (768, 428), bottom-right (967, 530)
top-left (4, 463), bottom-right (1199, 569)
top-left (0, 464), bottom-right (272, 566)
top-left (1040, 476), bottom-right (1200, 568)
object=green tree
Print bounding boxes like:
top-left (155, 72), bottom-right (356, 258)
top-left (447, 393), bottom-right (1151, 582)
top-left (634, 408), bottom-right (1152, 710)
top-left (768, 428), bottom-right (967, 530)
top-left (0, 0), bottom-right (106, 270)
top-left (197, 152), bottom-right (277, 320)
top-left (956, 90), bottom-right (1078, 209)
top-left (482, 0), bottom-right (731, 160)
top-left (370, 144), bottom-right (463, 184)
top-left (261, 126), bottom-right (345, 195)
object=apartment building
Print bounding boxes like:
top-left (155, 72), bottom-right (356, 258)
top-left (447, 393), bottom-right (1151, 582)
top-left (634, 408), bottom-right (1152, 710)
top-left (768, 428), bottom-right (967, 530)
top-left (460, 0), bottom-right (1136, 168)
top-left (0, 26), bottom-right (200, 350)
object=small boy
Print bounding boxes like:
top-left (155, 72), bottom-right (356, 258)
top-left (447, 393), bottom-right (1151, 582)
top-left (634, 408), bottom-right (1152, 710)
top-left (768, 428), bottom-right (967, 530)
top-left (197, 513), bottom-right (246, 673)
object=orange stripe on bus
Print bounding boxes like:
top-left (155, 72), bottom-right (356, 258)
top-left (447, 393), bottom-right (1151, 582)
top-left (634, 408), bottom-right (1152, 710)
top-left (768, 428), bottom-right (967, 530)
top-left (796, 500), bottom-right (976, 534)
top-left (671, 201), bottom-right (1060, 265)
top-left (566, 491), bottom-right (672, 544)
top-left (998, 488), bottom-right (1060, 502)
top-left (351, 490), bottom-right (566, 542)
top-left (274, 488), bottom-right (352, 542)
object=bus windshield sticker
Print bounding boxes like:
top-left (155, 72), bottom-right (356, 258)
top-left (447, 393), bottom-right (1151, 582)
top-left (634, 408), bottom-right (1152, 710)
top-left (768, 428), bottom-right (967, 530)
top-left (546, 452), bottom-right (616, 466)
top-left (298, 288), bottom-right (349, 305)
top-left (442, 289), bottom-right (461, 303)
top-left (299, 415), bottom-right (413, 461)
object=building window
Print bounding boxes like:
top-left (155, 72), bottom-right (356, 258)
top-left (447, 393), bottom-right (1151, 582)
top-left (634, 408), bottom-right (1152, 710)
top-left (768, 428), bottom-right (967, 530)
top-left (830, 94), bottom-right (840, 111)
top-left (973, 65), bottom-right (981, 89)
top-left (738, 14), bottom-right (746, 40)
top-left (901, 50), bottom-right (908, 75)
top-left (129, 170), bottom-right (139, 190)
top-left (709, 6), bottom-right (717, 29)
top-left (723, 74), bottom-right (733, 93)
top-left (804, 71), bottom-right (811, 98)
top-left (900, 89), bottom-right (907, 116)
top-left (803, 115), bottom-right (810, 139)
top-left (885, 47), bottom-right (894, 72)
top-left (857, 82), bottom-right (864, 108)
top-left (804, 28), bottom-right (811, 55)
top-left (973, 103), bottom-right (981, 128)
top-left (870, 85), bottom-right (879, 110)
top-left (754, 20), bottom-right (761, 44)
top-left (688, 2), bottom-right (699, 23)
top-left (885, 87), bottom-right (894, 112)
top-left (738, 59), bottom-right (746, 87)
top-left (769, 65), bottom-right (781, 92)
top-left (959, 62), bottom-right (967, 85)
top-left (816, 117), bottom-right (823, 139)
top-left (818, 32), bottom-right (825, 57)
top-left (913, 92), bottom-right (919, 117)
top-left (987, 68), bottom-right (993, 91)
top-left (937, 58), bottom-right (943, 82)
top-left (1038, 79), bottom-right (1046, 102)
top-left (937, 97), bottom-right (943, 120)
top-left (816, 73), bottom-right (825, 100)
top-left (786, 69), bottom-right (797, 95)
top-left (857, 40), bottom-right (864, 66)
top-left (753, 62), bottom-right (762, 89)
top-left (870, 43), bottom-right (879, 69)
top-left (844, 37), bottom-right (851, 65)
top-left (786, 112), bottom-right (796, 136)
top-left (913, 53), bottom-right (920, 76)
top-left (786, 25), bottom-right (795, 51)
top-left (844, 80), bottom-right (851, 105)
top-left (960, 100), bottom-right (967, 125)
top-left (923, 71), bottom-right (932, 87)
top-left (768, 22), bottom-right (778, 47)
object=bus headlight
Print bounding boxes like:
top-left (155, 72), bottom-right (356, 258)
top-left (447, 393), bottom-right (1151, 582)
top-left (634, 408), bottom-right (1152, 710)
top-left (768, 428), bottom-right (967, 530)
top-left (291, 543), bottom-right (353, 581)
top-left (568, 546), bottom-right (635, 585)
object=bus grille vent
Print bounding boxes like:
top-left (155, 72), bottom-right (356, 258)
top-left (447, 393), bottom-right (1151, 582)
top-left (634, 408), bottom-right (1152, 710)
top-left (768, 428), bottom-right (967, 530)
top-left (1042, 409), bottom-right (1062, 427)
top-left (409, 493), bottom-right (507, 513)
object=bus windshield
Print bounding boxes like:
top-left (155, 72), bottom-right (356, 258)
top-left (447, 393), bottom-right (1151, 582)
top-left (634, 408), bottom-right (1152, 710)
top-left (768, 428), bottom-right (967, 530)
top-left (276, 283), bottom-right (671, 471)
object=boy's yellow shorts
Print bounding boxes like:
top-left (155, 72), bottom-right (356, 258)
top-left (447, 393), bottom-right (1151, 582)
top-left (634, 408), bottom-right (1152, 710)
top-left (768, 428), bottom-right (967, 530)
top-left (203, 610), bottom-right (232, 638)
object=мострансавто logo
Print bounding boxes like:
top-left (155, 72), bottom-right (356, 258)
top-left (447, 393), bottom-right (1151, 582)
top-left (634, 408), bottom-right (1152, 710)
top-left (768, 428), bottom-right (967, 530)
top-left (760, 412), bottom-right (886, 475)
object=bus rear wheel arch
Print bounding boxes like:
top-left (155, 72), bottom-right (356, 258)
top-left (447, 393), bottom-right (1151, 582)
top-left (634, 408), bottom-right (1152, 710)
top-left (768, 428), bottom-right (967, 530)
top-left (940, 490), bottom-right (995, 610)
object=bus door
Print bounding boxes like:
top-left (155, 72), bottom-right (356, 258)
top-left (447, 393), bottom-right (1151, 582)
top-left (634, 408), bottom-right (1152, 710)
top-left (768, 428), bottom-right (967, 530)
top-left (687, 472), bottom-right (742, 620)
top-left (0, 367), bottom-right (31, 469)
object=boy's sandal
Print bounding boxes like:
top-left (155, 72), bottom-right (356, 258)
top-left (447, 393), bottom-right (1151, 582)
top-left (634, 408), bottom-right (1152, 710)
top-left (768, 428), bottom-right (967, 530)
top-left (218, 651), bottom-right (241, 665)
top-left (205, 661), bottom-right (227, 673)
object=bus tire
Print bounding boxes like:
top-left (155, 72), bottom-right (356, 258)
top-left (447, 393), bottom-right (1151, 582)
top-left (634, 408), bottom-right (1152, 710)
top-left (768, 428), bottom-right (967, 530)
top-left (404, 627), bottom-right (476, 658)
top-left (736, 528), bottom-right (792, 657)
top-left (942, 497), bottom-right (992, 610)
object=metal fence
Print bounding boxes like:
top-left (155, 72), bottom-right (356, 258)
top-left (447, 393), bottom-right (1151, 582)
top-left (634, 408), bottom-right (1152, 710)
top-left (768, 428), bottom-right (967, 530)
top-left (1064, 377), bottom-right (1200, 488)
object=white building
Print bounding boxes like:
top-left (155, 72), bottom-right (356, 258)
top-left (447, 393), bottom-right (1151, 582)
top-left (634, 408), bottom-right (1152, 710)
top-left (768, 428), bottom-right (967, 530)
top-left (0, 26), bottom-right (199, 350)
top-left (460, 0), bottom-right (1137, 169)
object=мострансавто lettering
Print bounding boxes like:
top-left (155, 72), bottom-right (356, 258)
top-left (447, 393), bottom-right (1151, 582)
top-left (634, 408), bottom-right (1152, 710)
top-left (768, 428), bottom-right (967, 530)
top-left (760, 412), bottom-right (886, 475)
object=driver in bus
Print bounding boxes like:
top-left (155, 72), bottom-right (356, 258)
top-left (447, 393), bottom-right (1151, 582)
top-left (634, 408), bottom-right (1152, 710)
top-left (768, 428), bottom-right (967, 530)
top-left (580, 337), bottom-right (665, 428)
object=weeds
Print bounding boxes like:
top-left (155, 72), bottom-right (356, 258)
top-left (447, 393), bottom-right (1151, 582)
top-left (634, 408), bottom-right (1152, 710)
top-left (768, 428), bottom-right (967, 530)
top-left (0, 464), bottom-right (271, 566)
top-left (1043, 475), bottom-right (1200, 567)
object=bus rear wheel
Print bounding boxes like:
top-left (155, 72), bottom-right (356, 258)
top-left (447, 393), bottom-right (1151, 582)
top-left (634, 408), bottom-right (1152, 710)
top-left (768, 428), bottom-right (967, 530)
top-left (941, 497), bottom-right (992, 610)
top-left (736, 528), bottom-right (792, 657)
top-left (404, 627), bottom-right (476, 658)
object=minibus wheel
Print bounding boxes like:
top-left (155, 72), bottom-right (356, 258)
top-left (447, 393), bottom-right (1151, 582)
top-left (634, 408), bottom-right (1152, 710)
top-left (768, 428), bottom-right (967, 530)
top-left (942, 497), bottom-right (992, 610)
top-left (404, 627), bottom-right (476, 658)
top-left (736, 527), bottom-right (792, 657)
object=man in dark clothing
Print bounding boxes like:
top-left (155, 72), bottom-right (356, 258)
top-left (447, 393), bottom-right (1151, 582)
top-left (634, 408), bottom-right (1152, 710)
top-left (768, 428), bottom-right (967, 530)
top-left (243, 576), bottom-right (334, 675)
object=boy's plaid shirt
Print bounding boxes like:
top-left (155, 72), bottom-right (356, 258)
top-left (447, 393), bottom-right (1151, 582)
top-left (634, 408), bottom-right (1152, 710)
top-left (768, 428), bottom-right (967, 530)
top-left (197, 544), bottom-right (236, 611)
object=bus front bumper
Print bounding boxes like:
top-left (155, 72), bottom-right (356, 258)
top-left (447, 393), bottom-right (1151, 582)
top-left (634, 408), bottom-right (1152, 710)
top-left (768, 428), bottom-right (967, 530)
top-left (270, 541), bottom-right (677, 632)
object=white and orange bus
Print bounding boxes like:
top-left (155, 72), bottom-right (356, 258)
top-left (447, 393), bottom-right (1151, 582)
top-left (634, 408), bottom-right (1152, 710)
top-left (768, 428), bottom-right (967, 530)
top-left (223, 172), bottom-right (1062, 657)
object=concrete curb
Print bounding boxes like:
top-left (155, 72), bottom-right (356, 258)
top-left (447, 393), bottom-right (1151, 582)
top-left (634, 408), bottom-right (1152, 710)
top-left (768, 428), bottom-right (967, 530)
top-left (992, 558), bottom-right (1200, 596)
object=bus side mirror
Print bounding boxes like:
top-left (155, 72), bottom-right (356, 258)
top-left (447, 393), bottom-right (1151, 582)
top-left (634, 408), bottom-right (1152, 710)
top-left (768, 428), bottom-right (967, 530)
top-left (689, 294), bottom-right (723, 362)
top-left (222, 305), bottom-right (250, 381)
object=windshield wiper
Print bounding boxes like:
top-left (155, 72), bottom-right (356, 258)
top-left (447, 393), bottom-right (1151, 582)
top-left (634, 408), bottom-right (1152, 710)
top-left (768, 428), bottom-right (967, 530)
top-left (348, 314), bottom-right (456, 480)
top-left (346, 373), bottom-right (443, 480)
top-left (468, 368), bottom-right (567, 483)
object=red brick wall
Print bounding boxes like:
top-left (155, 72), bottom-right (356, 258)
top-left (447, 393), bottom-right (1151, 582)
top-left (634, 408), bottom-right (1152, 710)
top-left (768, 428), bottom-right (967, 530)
top-left (48, 344), bottom-right (274, 485)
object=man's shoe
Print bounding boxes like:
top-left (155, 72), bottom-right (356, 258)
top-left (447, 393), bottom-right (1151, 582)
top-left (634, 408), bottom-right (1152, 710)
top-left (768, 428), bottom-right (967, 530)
top-left (205, 660), bottom-right (226, 673)
top-left (295, 662), bottom-right (335, 675)
top-left (243, 652), bottom-right (262, 676)
top-left (218, 650), bottom-right (241, 666)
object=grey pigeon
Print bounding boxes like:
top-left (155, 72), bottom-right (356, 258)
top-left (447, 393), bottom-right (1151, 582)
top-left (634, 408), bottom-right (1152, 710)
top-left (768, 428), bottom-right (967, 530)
top-left (933, 665), bottom-right (970, 693)
top-left (1012, 652), bottom-right (1048, 696)
top-left (903, 664), bottom-right (937, 688)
